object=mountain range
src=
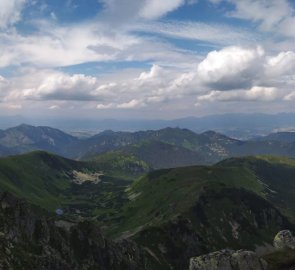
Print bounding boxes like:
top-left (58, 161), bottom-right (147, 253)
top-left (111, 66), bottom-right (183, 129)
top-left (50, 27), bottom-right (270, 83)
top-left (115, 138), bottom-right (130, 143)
top-left (2, 124), bottom-right (295, 177)
top-left (0, 151), bottom-right (295, 268)
top-left (4, 113), bottom-right (295, 139)
top-left (1, 124), bottom-right (295, 268)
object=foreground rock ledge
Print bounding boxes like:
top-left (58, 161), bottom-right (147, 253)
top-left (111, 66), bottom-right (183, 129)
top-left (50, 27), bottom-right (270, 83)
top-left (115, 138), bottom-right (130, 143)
top-left (189, 249), bottom-right (267, 270)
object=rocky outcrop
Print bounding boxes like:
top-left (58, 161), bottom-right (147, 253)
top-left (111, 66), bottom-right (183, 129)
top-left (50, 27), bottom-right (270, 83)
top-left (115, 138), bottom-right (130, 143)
top-left (189, 249), bottom-right (267, 270)
top-left (132, 188), bottom-right (294, 270)
top-left (274, 230), bottom-right (295, 250)
top-left (0, 192), bottom-right (150, 270)
top-left (189, 230), bottom-right (295, 270)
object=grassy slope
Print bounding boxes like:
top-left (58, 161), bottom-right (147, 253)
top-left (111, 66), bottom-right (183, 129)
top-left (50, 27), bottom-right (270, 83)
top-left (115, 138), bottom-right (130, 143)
top-left (1, 151), bottom-right (295, 269)
top-left (111, 165), bottom-right (265, 235)
top-left (0, 151), bottom-right (130, 222)
top-left (89, 151), bottom-right (151, 180)
top-left (2, 151), bottom-right (294, 230)
top-left (218, 155), bottom-right (295, 222)
top-left (108, 157), bottom-right (295, 269)
top-left (0, 151), bottom-right (85, 210)
top-left (89, 140), bottom-right (207, 179)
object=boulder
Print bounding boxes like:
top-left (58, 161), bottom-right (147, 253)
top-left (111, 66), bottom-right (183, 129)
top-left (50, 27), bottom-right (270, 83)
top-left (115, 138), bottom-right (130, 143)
top-left (274, 230), bottom-right (295, 250)
top-left (189, 249), bottom-right (267, 270)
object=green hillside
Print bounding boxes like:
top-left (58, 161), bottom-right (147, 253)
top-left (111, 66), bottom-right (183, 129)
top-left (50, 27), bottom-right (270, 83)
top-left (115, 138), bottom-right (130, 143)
top-left (0, 151), bottom-right (82, 209)
top-left (89, 140), bottom-right (207, 177)
top-left (103, 156), bottom-right (295, 269)
top-left (218, 155), bottom-right (295, 221)
top-left (89, 151), bottom-right (151, 180)
top-left (117, 165), bottom-right (264, 233)
top-left (0, 151), bottom-right (130, 223)
top-left (0, 152), bottom-right (295, 269)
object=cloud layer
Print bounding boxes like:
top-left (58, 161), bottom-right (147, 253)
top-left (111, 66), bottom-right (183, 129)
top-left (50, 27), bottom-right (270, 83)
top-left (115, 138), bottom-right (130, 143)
top-left (0, 0), bottom-right (295, 117)
top-left (2, 44), bottom-right (295, 114)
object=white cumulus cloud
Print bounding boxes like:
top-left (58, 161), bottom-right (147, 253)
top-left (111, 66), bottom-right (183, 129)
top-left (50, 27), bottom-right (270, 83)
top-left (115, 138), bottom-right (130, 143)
top-left (265, 51), bottom-right (295, 77)
top-left (197, 46), bottom-right (265, 90)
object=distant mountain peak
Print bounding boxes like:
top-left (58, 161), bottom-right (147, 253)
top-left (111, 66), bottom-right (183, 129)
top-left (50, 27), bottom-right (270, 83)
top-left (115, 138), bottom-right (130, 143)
top-left (14, 123), bottom-right (35, 129)
top-left (201, 130), bottom-right (220, 136)
top-left (201, 130), bottom-right (235, 140)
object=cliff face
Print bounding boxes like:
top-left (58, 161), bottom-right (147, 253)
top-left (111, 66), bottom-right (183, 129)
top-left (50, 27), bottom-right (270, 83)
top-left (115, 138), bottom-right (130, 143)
top-left (0, 192), bottom-right (150, 270)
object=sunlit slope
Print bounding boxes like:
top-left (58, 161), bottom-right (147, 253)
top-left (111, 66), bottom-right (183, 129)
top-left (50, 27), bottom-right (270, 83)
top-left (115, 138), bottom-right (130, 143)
top-left (109, 157), bottom-right (295, 269)
top-left (0, 151), bottom-right (129, 219)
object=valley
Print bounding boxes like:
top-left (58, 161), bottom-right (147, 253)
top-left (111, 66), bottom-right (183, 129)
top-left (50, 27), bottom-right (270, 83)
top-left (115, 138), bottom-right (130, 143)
top-left (1, 141), bottom-right (295, 268)
top-left (3, 0), bottom-right (295, 268)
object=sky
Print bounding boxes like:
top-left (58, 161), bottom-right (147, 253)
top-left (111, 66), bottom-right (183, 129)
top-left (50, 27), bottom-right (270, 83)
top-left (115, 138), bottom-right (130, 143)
top-left (1, 0), bottom-right (295, 120)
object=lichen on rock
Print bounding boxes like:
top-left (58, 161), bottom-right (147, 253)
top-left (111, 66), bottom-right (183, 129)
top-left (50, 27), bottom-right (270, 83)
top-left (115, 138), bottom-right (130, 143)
top-left (189, 249), bottom-right (267, 270)
top-left (274, 230), bottom-right (295, 250)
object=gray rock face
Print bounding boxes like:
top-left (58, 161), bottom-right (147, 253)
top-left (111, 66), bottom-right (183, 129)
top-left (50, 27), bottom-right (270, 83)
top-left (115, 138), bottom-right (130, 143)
top-left (0, 192), bottom-right (150, 270)
top-left (274, 230), bottom-right (295, 250)
top-left (189, 249), bottom-right (267, 270)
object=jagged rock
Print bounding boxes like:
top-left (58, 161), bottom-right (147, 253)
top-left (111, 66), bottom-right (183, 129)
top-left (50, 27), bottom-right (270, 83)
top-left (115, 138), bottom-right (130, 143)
top-left (189, 249), bottom-right (267, 270)
top-left (0, 192), bottom-right (150, 270)
top-left (274, 230), bottom-right (295, 250)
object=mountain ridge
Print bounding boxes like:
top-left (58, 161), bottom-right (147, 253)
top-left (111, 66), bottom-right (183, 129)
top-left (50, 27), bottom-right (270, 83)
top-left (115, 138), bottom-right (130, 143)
top-left (3, 124), bottom-right (295, 180)
top-left (0, 151), bottom-right (295, 268)
top-left (106, 155), bottom-right (295, 269)
top-left (4, 113), bottom-right (295, 138)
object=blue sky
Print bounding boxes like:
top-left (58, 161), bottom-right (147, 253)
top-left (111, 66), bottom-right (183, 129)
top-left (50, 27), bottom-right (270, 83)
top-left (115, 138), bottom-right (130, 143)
top-left (1, 0), bottom-right (295, 119)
